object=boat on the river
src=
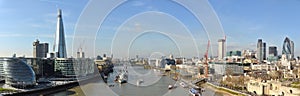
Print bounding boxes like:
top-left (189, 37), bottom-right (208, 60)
top-left (168, 84), bottom-right (173, 89)
top-left (137, 79), bottom-right (144, 86)
top-left (189, 88), bottom-right (201, 96)
top-left (180, 82), bottom-right (188, 88)
top-left (115, 65), bottom-right (128, 84)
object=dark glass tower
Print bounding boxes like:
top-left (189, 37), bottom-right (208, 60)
top-left (257, 39), bottom-right (263, 62)
top-left (54, 9), bottom-right (67, 58)
top-left (269, 46), bottom-right (278, 56)
top-left (262, 42), bottom-right (266, 60)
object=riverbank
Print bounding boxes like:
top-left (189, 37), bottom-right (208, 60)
top-left (15, 64), bottom-right (249, 96)
top-left (2, 81), bottom-right (79, 96)
top-left (205, 82), bottom-right (249, 96)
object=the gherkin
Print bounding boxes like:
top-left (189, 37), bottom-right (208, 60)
top-left (282, 37), bottom-right (294, 60)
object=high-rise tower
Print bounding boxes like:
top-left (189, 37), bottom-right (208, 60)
top-left (218, 39), bottom-right (225, 60)
top-left (262, 42), bottom-right (266, 60)
top-left (33, 39), bottom-right (48, 58)
top-left (257, 39), bottom-right (263, 62)
top-left (54, 9), bottom-right (67, 58)
top-left (282, 37), bottom-right (294, 60)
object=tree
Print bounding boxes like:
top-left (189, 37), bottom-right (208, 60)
top-left (269, 71), bottom-right (280, 80)
top-left (226, 68), bottom-right (233, 76)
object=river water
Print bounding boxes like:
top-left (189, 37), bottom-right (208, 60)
top-left (48, 65), bottom-right (225, 96)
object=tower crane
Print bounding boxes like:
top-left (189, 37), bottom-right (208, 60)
top-left (204, 40), bottom-right (210, 78)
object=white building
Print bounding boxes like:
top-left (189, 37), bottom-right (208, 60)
top-left (218, 39), bottom-right (226, 60)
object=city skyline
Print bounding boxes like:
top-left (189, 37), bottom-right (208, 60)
top-left (0, 0), bottom-right (300, 58)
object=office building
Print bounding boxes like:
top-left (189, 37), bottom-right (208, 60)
top-left (226, 50), bottom-right (242, 57)
top-left (0, 58), bottom-right (5, 80)
top-left (218, 39), bottom-right (226, 60)
top-left (282, 37), bottom-right (294, 60)
top-left (257, 39), bottom-right (263, 62)
top-left (262, 42), bottom-right (266, 60)
top-left (33, 39), bottom-right (48, 58)
top-left (269, 46), bottom-right (278, 56)
top-left (76, 48), bottom-right (85, 58)
top-left (54, 9), bottom-right (67, 58)
top-left (54, 58), bottom-right (75, 77)
top-left (3, 58), bottom-right (36, 88)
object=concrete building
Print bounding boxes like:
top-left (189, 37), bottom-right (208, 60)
top-left (251, 64), bottom-right (276, 71)
top-left (242, 50), bottom-right (256, 59)
top-left (225, 56), bottom-right (243, 63)
top-left (53, 9), bottom-right (67, 58)
top-left (218, 39), bottom-right (226, 60)
top-left (76, 48), bottom-right (85, 58)
top-left (281, 54), bottom-right (291, 69)
top-left (33, 39), bottom-right (48, 58)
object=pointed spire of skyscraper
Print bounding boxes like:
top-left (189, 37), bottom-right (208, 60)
top-left (54, 8), bottom-right (67, 58)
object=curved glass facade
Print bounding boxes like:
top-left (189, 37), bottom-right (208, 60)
top-left (3, 58), bottom-right (36, 88)
top-left (282, 37), bottom-right (294, 59)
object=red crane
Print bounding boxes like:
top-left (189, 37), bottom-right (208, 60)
top-left (204, 40), bottom-right (210, 78)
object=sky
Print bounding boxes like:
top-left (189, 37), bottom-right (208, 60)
top-left (0, 0), bottom-right (300, 58)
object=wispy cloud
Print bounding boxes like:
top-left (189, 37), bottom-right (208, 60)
top-left (131, 1), bottom-right (145, 6)
top-left (0, 33), bottom-right (52, 38)
top-left (0, 32), bottom-right (82, 40)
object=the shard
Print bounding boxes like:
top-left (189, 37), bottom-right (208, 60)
top-left (54, 9), bottom-right (67, 58)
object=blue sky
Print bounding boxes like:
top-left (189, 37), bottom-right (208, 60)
top-left (0, 0), bottom-right (299, 58)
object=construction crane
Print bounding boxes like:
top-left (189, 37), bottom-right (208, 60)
top-left (204, 40), bottom-right (210, 78)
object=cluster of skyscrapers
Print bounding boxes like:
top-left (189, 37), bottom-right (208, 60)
top-left (255, 37), bottom-right (294, 63)
top-left (217, 36), bottom-right (295, 64)
top-left (0, 9), bottom-right (94, 88)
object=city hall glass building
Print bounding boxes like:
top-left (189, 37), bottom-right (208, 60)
top-left (3, 58), bottom-right (36, 88)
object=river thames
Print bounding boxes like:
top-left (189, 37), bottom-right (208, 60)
top-left (48, 65), bottom-right (227, 96)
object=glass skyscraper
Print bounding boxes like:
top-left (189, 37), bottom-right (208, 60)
top-left (54, 9), bottom-right (67, 58)
top-left (282, 37), bottom-right (294, 60)
top-left (257, 39), bottom-right (263, 62)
